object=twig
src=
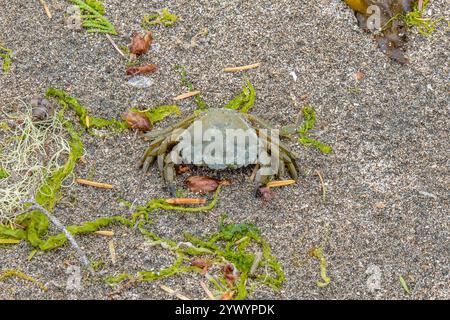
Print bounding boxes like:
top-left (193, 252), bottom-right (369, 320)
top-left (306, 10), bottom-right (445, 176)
top-left (108, 240), bottom-right (117, 264)
top-left (76, 178), bottom-right (114, 189)
top-left (173, 90), bottom-right (201, 101)
top-left (160, 285), bottom-right (191, 300)
top-left (23, 199), bottom-right (94, 273)
top-left (165, 198), bottom-right (207, 205)
top-left (266, 179), bottom-right (296, 188)
top-left (0, 238), bottom-right (21, 244)
top-left (108, 278), bottom-right (138, 299)
top-left (315, 170), bottom-right (326, 203)
top-left (200, 281), bottom-right (216, 300)
top-left (250, 251), bottom-right (263, 276)
top-left (94, 230), bottom-right (114, 237)
top-left (105, 34), bottom-right (127, 59)
top-left (223, 63), bottom-right (261, 73)
top-left (418, 0), bottom-right (424, 11)
top-left (38, 0), bottom-right (52, 19)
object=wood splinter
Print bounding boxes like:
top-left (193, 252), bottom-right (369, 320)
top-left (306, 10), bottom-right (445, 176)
top-left (94, 230), bottom-right (115, 237)
top-left (76, 178), bottom-right (114, 189)
top-left (165, 198), bottom-right (207, 205)
top-left (173, 90), bottom-right (201, 101)
top-left (266, 179), bottom-right (296, 188)
top-left (38, 0), bottom-right (52, 19)
top-left (223, 63), bottom-right (261, 73)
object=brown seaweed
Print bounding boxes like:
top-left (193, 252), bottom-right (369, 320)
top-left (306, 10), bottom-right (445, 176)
top-left (346, 0), bottom-right (415, 64)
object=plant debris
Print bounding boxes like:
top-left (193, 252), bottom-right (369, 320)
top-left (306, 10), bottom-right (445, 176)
top-left (223, 63), bottom-right (261, 73)
top-left (142, 8), bottom-right (179, 28)
top-left (38, 0), bottom-right (52, 19)
top-left (129, 31), bottom-right (153, 56)
top-left (0, 269), bottom-right (48, 292)
top-left (109, 240), bottom-right (117, 264)
top-left (165, 198), bottom-right (207, 205)
top-left (122, 111), bottom-right (153, 132)
top-left (298, 106), bottom-right (332, 154)
top-left (309, 247), bottom-right (331, 288)
top-left (266, 180), bottom-right (296, 188)
top-left (191, 258), bottom-right (211, 274)
top-left (345, 0), bottom-right (447, 63)
top-left (399, 275), bottom-right (412, 294)
top-left (160, 284), bottom-right (191, 300)
top-left (186, 176), bottom-right (231, 194)
top-left (71, 0), bottom-right (117, 35)
top-left (0, 43), bottom-right (12, 73)
top-left (403, 0), bottom-right (447, 35)
top-left (224, 79), bottom-right (256, 113)
top-left (46, 88), bottom-right (128, 133)
top-left (94, 230), bottom-right (114, 237)
top-left (0, 103), bottom-right (72, 223)
top-left (175, 65), bottom-right (208, 110)
top-left (173, 90), bottom-right (201, 101)
top-left (0, 238), bottom-right (20, 244)
top-left (107, 215), bottom-right (284, 300)
top-left (75, 178), bottom-right (114, 189)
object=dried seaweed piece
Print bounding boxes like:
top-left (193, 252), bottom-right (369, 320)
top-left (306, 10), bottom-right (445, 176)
top-left (129, 31), bottom-right (153, 56)
top-left (190, 258), bottom-right (211, 274)
top-left (185, 176), bottom-right (230, 194)
top-left (142, 8), bottom-right (178, 28)
top-left (126, 64), bottom-right (157, 76)
top-left (346, 0), bottom-right (414, 64)
top-left (0, 43), bottom-right (12, 73)
top-left (122, 111), bottom-right (153, 132)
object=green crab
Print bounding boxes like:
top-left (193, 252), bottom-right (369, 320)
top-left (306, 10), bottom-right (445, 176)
top-left (139, 108), bottom-right (299, 193)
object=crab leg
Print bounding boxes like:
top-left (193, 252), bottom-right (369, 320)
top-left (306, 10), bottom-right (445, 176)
top-left (139, 135), bottom-right (166, 168)
top-left (143, 114), bottom-right (197, 140)
top-left (278, 160), bottom-right (286, 178)
top-left (247, 113), bottom-right (300, 159)
top-left (257, 129), bottom-right (298, 181)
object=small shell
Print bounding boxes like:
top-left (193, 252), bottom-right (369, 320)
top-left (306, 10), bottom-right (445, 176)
top-left (31, 97), bottom-right (52, 121)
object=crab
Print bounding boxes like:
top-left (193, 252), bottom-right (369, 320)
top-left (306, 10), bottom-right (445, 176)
top-left (139, 108), bottom-right (299, 193)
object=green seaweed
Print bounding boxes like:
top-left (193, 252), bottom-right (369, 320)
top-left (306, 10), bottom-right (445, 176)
top-left (142, 8), bottom-right (178, 28)
top-left (105, 272), bottom-right (134, 286)
top-left (46, 87), bottom-right (128, 133)
top-left (0, 269), bottom-right (48, 292)
top-left (298, 106), bottom-right (332, 154)
top-left (403, 0), bottom-right (446, 35)
top-left (129, 105), bottom-right (180, 124)
top-left (0, 43), bottom-right (12, 74)
top-left (175, 65), bottom-right (208, 110)
top-left (0, 168), bottom-right (9, 179)
top-left (224, 79), bottom-right (256, 113)
top-left (85, 0), bottom-right (105, 15)
top-left (91, 260), bottom-right (105, 271)
top-left (132, 186), bottom-right (222, 221)
top-left (71, 0), bottom-right (117, 35)
top-left (399, 275), bottom-right (412, 295)
top-left (309, 247), bottom-right (331, 288)
top-left (109, 215), bottom-right (284, 300)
